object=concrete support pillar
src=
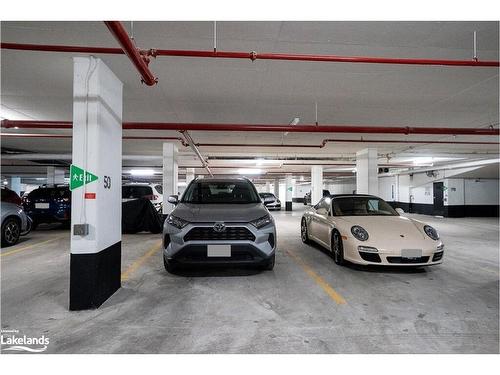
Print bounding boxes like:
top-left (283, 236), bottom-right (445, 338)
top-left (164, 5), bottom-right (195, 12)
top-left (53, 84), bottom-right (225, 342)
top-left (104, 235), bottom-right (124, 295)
top-left (285, 175), bottom-right (293, 211)
top-left (10, 177), bottom-right (21, 196)
top-left (274, 178), bottom-right (280, 198)
top-left (356, 148), bottom-right (378, 195)
top-left (70, 57), bottom-right (123, 311)
top-left (186, 168), bottom-right (195, 185)
top-left (265, 181), bottom-right (271, 193)
top-left (163, 143), bottom-right (178, 213)
top-left (47, 166), bottom-right (65, 185)
top-left (311, 165), bottom-right (323, 205)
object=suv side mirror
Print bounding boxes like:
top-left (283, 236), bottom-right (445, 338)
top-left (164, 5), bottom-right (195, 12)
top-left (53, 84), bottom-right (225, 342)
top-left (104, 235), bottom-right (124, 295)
top-left (167, 195), bottom-right (178, 205)
top-left (395, 207), bottom-right (405, 215)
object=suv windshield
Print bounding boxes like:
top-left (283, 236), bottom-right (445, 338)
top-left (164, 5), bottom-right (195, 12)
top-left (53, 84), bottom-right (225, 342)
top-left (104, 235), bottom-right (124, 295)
top-left (332, 197), bottom-right (398, 216)
top-left (182, 180), bottom-right (261, 204)
top-left (122, 186), bottom-right (154, 199)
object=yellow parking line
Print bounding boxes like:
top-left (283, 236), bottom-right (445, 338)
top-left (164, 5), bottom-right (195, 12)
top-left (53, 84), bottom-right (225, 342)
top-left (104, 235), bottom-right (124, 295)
top-left (121, 240), bottom-right (162, 281)
top-left (0, 235), bottom-right (66, 257)
top-left (285, 250), bottom-right (347, 305)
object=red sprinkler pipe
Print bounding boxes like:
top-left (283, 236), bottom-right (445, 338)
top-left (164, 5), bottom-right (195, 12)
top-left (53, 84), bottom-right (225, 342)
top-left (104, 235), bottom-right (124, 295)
top-left (0, 132), bottom-right (187, 145)
top-left (2, 42), bottom-right (499, 67)
top-left (2, 119), bottom-right (499, 136)
top-left (103, 21), bottom-right (158, 86)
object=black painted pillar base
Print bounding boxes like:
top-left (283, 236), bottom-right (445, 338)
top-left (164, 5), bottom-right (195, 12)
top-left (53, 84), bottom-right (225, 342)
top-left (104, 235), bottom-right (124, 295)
top-left (69, 241), bottom-right (121, 311)
top-left (286, 201), bottom-right (293, 211)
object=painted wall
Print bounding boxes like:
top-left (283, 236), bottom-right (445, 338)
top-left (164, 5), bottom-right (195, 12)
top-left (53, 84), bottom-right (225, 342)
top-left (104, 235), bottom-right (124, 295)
top-left (464, 179), bottom-right (499, 205)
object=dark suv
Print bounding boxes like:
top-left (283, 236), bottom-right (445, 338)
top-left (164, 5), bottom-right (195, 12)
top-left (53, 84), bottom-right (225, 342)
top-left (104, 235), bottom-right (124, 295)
top-left (23, 185), bottom-right (71, 229)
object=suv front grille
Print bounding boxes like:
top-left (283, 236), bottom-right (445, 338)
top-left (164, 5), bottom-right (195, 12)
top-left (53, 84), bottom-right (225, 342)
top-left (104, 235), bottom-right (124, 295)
top-left (184, 226), bottom-right (255, 242)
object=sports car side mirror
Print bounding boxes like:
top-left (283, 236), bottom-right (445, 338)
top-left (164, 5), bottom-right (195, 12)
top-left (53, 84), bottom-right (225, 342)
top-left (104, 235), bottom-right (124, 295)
top-left (167, 195), bottom-right (178, 205)
top-left (395, 208), bottom-right (405, 215)
top-left (316, 207), bottom-right (328, 215)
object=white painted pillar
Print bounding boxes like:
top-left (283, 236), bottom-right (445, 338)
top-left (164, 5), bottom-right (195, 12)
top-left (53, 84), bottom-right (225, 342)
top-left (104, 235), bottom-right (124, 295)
top-left (274, 178), bottom-right (280, 198)
top-left (186, 168), bottom-right (195, 185)
top-left (10, 177), bottom-right (21, 196)
top-left (47, 166), bottom-right (65, 185)
top-left (356, 148), bottom-right (378, 195)
top-left (311, 165), bottom-right (323, 205)
top-left (265, 181), bottom-right (271, 193)
top-left (163, 143), bottom-right (178, 213)
top-left (70, 57), bottom-right (123, 311)
top-left (285, 175), bottom-right (293, 211)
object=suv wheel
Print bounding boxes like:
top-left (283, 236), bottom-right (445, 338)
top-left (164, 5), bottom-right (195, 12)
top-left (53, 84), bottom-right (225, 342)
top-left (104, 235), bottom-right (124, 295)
top-left (163, 255), bottom-right (177, 273)
top-left (2, 218), bottom-right (21, 247)
top-left (262, 253), bottom-right (275, 270)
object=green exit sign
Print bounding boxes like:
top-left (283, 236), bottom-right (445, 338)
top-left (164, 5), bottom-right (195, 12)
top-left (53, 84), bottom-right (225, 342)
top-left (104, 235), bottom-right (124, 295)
top-left (70, 164), bottom-right (99, 191)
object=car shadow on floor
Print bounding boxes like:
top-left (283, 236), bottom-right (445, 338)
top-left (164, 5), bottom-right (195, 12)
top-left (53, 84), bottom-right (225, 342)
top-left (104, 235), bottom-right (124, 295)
top-left (305, 240), bottom-right (427, 274)
top-left (169, 265), bottom-right (264, 278)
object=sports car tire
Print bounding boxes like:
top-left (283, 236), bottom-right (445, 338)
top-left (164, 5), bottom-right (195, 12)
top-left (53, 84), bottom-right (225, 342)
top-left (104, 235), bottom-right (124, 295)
top-left (332, 230), bottom-right (345, 266)
top-left (301, 218), bottom-right (311, 244)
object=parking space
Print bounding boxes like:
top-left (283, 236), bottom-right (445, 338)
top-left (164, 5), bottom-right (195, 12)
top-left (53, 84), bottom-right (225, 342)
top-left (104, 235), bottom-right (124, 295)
top-left (1, 205), bottom-right (497, 353)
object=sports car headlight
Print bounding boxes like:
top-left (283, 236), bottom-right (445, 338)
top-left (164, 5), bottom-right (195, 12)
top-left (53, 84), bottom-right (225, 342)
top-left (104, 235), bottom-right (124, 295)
top-left (166, 215), bottom-right (189, 229)
top-left (251, 214), bottom-right (272, 229)
top-left (351, 225), bottom-right (369, 241)
top-left (424, 225), bottom-right (439, 240)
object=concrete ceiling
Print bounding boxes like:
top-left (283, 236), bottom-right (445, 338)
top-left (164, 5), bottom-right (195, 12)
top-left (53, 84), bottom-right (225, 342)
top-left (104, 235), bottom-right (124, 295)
top-left (1, 21), bottom-right (499, 179)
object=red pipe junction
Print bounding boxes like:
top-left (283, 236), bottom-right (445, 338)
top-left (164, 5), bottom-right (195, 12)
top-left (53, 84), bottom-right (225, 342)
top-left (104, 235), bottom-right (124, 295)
top-left (103, 21), bottom-right (157, 86)
top-left (2, 42), bottom-right (499, 67)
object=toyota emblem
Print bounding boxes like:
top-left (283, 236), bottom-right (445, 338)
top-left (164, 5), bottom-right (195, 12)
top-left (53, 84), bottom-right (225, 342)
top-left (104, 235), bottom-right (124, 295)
top-left (213, 222), bottom-right (226, 232)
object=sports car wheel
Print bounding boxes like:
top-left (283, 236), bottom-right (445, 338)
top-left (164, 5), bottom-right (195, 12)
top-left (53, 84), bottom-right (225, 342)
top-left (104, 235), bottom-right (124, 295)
top-left (2, 218), bottom-right (21, 247)
top-left (301, 218), bottom-right (310, 244)
top-left (332, 230), bottom-right (345, 266)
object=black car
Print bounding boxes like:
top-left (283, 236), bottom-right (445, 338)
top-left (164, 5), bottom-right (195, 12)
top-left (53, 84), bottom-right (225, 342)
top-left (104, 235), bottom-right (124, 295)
top-left (23, 185), bottom-right (71, 229)
top-left (259, 192), bottom-right (281, 210)
top-left (303, 189), bottom-right (331, 205)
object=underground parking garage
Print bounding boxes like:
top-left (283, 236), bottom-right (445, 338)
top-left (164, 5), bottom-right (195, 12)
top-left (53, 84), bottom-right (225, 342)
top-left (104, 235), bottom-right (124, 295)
top-left (1, 16), bottom-right (499, 360)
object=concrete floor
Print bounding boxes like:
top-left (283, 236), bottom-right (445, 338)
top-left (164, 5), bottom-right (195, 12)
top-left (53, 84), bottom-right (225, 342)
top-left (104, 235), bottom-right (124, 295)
top-left (1, 205), bottom-right (498, 353)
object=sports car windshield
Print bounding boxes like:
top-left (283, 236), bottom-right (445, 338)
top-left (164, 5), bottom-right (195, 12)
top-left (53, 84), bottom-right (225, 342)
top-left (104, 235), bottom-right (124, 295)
top-left (332, 197), bottom-right (398, 216)
top-left (181, 181), bottom-right (261, 204)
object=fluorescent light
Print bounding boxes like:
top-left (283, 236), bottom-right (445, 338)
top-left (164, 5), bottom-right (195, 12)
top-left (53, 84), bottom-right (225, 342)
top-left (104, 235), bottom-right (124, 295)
top-left (413, 157), bottom-right (434, 166)
top-left (3, 181), bottom-right (8, 185)
top-left (130, 169), bottom-right (155, 176)
top-left (238, 168), bottom-right (263, 175)
top-left (289, 117), bottom-right (300, 126)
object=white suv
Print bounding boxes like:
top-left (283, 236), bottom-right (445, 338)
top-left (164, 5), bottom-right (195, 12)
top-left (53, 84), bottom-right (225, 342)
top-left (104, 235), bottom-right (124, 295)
top-left (122, 183), bottom-right (164, 212)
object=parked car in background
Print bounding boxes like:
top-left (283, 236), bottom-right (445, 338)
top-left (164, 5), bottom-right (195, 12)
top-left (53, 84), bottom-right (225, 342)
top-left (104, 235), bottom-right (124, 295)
top-left (1, 187), bottom-right (23, 206)
top-left (122, 183), bottom-right (163, 213)
top-left (163, 178), bottom-right (276, 272)
top-left (301, 194), bottom-right (444, 267)
top-left (303, 189), bottom-right (331, 205)
top-left (2, 190), bottom-right (31, 247)
top-left (22, 185), bottom-right (71, 230)
top-left (259, 192), bottom-right (281, 210)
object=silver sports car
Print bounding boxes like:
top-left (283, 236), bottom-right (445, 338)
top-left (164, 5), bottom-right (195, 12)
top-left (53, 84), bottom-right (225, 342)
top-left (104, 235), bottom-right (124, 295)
top-left (163, 178), bottom-right (276, 272)
top-left (301, 194), bottom-right (444, 267)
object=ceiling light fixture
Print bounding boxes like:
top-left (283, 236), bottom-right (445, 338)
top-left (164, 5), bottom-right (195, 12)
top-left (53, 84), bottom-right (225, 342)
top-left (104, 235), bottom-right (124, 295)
top-left (284, 117), bottom-right (300, 136)
top-left (130, 169), bottom-right (156, 176)
top-left (238, 168), bottom-right (263, 175)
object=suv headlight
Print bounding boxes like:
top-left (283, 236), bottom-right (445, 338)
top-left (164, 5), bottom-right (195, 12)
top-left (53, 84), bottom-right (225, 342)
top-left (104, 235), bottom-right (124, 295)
top-left (351, 225), bottom-right (369, 241)
top-left (251, 214), bottom-right (272, 229)
top-left (424, 225), bottom-right (439, 240)
top-left (166, 215), bottom-right (189, 229)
